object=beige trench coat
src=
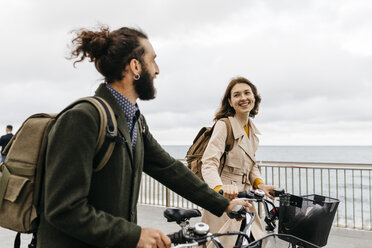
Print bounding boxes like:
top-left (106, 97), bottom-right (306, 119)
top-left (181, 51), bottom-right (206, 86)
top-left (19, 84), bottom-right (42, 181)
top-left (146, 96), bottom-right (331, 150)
top-left (201, 116), bottom-right (264, 247)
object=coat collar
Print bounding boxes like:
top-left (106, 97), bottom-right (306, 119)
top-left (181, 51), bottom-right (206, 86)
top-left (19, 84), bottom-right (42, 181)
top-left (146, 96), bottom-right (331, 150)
top-left (228, 115), bottom-right (260, 162)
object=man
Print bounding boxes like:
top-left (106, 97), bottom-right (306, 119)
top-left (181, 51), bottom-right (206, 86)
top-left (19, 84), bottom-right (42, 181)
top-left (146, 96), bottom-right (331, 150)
top-left (0, 125), bottom-right (13, 162)
top-left (37, 26), bottom-right (250, 248)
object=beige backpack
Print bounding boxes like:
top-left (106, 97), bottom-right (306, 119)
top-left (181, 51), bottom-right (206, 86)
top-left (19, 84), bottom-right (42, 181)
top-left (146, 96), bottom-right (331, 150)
top-left (0, 96), bottom-right (117, 247)
top-left (186, 118), bottom-right (234, 181)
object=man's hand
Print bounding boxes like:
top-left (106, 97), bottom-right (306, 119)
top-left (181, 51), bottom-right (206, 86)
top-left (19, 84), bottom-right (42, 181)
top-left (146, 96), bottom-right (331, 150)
top-left (257, 184), bottom-right (276, 200)
top-left (225, 198), bottom-right (252, 217)
top-left (222, 184), bottom-right (238, 200)
top-left (136, 228), bottom-right (171, 248)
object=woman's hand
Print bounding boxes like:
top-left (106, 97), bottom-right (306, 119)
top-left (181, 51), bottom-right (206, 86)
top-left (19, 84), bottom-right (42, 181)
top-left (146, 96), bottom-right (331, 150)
top-left (222, 184), bottom-right (238, 200)
top-left (257, 184), bottom-right (276, 200)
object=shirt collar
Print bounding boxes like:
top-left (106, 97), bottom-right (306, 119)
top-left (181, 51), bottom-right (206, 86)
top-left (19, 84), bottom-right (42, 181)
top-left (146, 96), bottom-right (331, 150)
top-left (105, 84), bottom-right (140, 120)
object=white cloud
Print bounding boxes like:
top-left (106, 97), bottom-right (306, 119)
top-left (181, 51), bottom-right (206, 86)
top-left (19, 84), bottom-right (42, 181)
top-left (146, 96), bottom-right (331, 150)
top-left (0, 0), bottom-right (371, 145)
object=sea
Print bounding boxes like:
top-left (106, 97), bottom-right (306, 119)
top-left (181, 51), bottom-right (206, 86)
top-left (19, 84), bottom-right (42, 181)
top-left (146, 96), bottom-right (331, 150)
top-left (157, 145), bottom-right (372, 229)
top-left (162, 145), bottom-right (372, 164)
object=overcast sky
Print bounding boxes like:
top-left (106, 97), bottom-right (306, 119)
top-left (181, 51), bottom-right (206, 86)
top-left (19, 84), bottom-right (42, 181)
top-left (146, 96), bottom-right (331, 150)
top-left (1, 0), bottom-right (371, 146)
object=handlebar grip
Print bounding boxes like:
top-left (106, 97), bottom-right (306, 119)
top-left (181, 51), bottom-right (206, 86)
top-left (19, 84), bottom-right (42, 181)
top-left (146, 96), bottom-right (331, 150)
top-left (237, 191), bottom-right (250, 198)
top-left (227, 204), bottom-right (247, 219)
top-left (220, 190), bottom-right (253, 199)
top-left (167, 230), bottom-right (185, 244)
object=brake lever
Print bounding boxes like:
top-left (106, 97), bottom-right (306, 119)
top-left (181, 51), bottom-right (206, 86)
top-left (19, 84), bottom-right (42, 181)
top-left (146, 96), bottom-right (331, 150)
top-left (269, 188), bottom-right (285, 197)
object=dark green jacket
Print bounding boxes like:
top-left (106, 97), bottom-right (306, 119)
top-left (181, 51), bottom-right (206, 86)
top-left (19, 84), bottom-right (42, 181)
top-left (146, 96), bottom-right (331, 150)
top-left (37, 84), bottom-right (229, 248)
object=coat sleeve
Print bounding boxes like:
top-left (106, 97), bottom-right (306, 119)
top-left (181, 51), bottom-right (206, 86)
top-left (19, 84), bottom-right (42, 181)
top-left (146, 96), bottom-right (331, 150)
top-left (201, 120), bottom-right (227, 189)
top-left (141, 117), bottom-right (229, 217)
top-left (44, 103), bottom-right (141, 247)
top-left (249, 163), bottom-right (263, 186)
top-left (248, 121), bottom-right (263, 186)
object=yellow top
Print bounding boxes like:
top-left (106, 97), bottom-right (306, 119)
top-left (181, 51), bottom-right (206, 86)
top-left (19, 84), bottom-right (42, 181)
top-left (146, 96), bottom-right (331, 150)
top-left (244, 125), bottom-right (249, 137)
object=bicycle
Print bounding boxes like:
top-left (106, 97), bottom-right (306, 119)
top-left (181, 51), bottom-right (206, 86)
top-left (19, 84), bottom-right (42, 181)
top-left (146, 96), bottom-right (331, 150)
top-left (164, 189), bottom-right (339, 248)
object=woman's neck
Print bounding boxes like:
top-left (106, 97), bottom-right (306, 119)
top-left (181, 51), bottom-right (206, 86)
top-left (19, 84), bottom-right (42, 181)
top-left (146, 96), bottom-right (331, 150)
top-left (235, 113), bottom-right (249, 126)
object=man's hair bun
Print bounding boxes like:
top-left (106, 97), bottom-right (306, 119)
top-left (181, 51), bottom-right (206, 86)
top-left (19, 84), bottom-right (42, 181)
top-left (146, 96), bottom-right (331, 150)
top-left (70, 26), bottom-right (110, 64)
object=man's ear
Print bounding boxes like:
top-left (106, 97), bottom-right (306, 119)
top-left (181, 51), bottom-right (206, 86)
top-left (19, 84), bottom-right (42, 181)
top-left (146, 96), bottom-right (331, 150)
top-left (129, 58), bottom-right (142, 76)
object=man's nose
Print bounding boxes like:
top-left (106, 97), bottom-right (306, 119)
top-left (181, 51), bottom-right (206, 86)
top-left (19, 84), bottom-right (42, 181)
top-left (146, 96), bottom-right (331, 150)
top-left (154, 63), bottom-right (160, 75)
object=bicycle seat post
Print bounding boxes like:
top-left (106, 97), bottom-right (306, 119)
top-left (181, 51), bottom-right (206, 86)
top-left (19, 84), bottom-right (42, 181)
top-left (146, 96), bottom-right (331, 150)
top-left (177, 219), bottom-right (190, 228)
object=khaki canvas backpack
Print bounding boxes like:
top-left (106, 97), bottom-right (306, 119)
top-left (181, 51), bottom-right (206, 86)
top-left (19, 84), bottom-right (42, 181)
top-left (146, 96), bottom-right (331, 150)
top-left (186, 118), bottom-right (234, 181)
top-left (0, 96), bottom-right (118, 247)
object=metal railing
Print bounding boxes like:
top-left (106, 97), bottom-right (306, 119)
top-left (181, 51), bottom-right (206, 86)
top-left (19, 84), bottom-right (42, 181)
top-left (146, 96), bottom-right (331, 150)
top-left (138, 160), bottom-right (200, 209)
top-left (258, 161), bottom-right (372, 231)
top-left (138, 160), bottom-right (372, 231)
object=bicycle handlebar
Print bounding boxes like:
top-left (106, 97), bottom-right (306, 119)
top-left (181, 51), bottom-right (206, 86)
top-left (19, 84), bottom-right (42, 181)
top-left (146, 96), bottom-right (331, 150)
top-left (220, 188), bottom-right (285, 201)
top-left (167, 188), bottom-right (286, 246)
top-left (223, 188), bottom-right (284, 230)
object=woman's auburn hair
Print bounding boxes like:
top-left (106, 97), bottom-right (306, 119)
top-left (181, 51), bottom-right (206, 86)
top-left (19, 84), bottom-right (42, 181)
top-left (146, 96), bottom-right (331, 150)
top-left (214, 77), bottom-right (261, 122)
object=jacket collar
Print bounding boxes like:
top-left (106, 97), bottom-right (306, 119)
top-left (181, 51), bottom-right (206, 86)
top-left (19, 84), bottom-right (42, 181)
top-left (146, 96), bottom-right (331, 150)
top-left (228, 115), bottom-right (260, 162)
top-left (95, 83), bottom-right (134, 161)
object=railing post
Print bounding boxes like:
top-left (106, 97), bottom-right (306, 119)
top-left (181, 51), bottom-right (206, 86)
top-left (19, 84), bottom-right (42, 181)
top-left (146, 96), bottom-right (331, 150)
top-left (166, 187), bottom-right (171, 207)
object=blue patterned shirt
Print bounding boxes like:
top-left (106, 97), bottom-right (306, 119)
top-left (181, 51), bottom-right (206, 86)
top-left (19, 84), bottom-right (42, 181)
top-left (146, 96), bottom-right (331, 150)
top-left (106, 84), bottom-right (140, 150)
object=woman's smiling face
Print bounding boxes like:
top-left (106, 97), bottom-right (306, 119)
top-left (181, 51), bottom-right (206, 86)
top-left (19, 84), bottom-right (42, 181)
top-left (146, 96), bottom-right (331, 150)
top-left (228, 83), bottom-right (255, 116)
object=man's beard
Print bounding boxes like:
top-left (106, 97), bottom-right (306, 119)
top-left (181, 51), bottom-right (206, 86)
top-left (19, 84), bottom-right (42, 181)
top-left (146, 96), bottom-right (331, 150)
top-left (134, 67), bottom-right (156, 100)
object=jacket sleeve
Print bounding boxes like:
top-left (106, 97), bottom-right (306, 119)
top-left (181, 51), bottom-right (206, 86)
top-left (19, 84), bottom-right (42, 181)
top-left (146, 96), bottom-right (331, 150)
top-left (44, 103), bottom-right (141, 247)
top-left (141, 117), bottom-right (229, 217)
top-left (201, 120), bottom-right (227, 189)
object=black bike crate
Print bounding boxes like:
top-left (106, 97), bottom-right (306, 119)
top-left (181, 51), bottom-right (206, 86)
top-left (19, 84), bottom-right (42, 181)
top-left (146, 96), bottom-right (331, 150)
top-left (278, 194), bottom-right (339, 247)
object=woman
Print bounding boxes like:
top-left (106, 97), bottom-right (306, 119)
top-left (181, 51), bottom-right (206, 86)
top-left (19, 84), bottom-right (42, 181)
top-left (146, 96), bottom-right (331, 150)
top-left (201, 77), bottom-right (275, 247)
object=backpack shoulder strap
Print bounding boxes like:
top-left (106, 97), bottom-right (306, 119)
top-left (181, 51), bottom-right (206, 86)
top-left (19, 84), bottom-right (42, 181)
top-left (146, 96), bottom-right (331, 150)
top-left (218, 117), bottom-right (234, 176)
top-left (60, 96), bottom-right (117, 172)
top-left (89, 97), bottom-right (117, 172)
top-left (220, 118), bottom-right (234, 152)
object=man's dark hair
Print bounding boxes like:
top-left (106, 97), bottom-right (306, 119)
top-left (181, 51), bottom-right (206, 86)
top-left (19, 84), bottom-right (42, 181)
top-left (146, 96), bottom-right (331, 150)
top-left (70, 25), bottom-right (148, 84)
top-left (6, 125), bottom-right (12, 131)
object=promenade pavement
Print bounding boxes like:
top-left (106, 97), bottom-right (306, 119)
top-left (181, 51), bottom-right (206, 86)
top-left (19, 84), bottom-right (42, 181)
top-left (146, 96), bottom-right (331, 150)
top-left (1, 204), bottom-right (371, 247)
